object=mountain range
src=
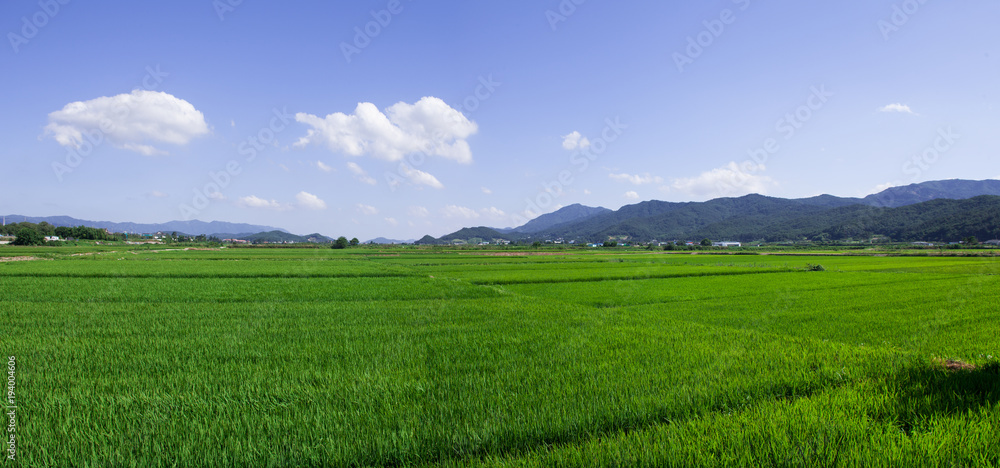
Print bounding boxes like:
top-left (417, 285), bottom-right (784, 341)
top-left (238, 231), bottom-right (335, 244)
top-left (7, 179), bottom-right (1000, 244)
top-left (426, 179), bottom-right (1000, 244)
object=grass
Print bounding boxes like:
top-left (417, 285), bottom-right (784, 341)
top-left (1, 246), bottom-right (997, 466)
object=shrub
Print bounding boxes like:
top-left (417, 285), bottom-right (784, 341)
top-left (12, 228), bottom-right (45, 246)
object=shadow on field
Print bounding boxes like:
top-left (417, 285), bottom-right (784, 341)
top-left (891, 360), bottom-right (1000, 435)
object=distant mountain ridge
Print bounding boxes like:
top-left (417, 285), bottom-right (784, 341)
top-left (430, 179), bottom-right (1000, 244)
top-left (438, 227), bottom-right (509, 243)
top-left (862, 180), bottom-right (1000, 207)
top-left (512, 204), bottom-right (612, 233)
top-left (0, 215), bottom-right (286, 237)
top-left (241, 231), bottom-right (333, 244)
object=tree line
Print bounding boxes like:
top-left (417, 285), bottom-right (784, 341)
top-left (1, 222), bottom-right (123, 245)
top-left (331, 237), bottom-right (360, 249)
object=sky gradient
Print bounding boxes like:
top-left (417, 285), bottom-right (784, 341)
top-left (2, 1), bottom-right (998, 239)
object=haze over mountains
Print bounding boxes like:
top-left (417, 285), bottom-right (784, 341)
top-left (0, 216), bottom-right (284, 238)
top-left (6, 180), bottom-right (1000, 244)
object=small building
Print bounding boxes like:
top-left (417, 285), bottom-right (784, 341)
top-left (712, 241), bottom-right (741, 248)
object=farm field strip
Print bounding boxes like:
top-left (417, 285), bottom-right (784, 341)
top-left (0, 276), bottom-right (503, 303)
top-left (421, 264), bottom-right (799, 285)
top-left (499, 271), bottom-right (981, 309)
top-left (0, 257), bottom-right (414, 278)
top-left (498, 270), bottom-right (999, 359)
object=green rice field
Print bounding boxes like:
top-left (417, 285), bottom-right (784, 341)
top-left (2, 246), bottom-right (998, 466)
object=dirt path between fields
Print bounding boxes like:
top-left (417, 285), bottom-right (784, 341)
top-left (132, 247), bottom-right (221, 254)
top-left (0, 256), bottom-right (47, 262)
top-left (2, 247), bottom-right (221, 262)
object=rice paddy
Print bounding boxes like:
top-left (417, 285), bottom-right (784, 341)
top-left (1, 246), bottom-right (997, 466)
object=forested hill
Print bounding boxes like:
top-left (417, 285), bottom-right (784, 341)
top-left (430, 193), bottom-right (1000, 244)
top-left (527, 195), bottom-right (1000, 243)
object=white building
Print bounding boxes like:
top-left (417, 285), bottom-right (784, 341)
top-left (712, 241), bottom-right (741, 248)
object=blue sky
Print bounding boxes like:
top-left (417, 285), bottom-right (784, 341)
top-left (2, 1), bottom-right (998, 239)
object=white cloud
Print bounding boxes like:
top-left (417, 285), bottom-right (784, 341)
top-left (238, 195), bottom-right (284, 210)
top-left (346, 162), bottom-right (365, 174)
top-left (149, 190), bottom-right (168, 198)
top-left (316, 161), bottom-right (333, 172)
top-left (399, 164), bottom-right (444, 189)
top-left (408, 206), bottom-right (430, 217)
top-left (357, 204), bottom-right (378, 215)
top-left (878, 103), bottom-right (916, 115)
top-left (584, 189), bottom-right (592, 195)
top-left (669, 162), bottom-right (777, 199)
top-left (481, 186), bottom-right (492, 195)
top-left (346, 162), bottom-right (377, 185)
top-left (230, 120), bottom-right (236, 128)
top-left (385, 217), bottom-right (398, 226)
top-left (44, 90), bottom-right (209, 155)
top-left (481, 206), bottom-right (506, 218)
top-left (443, 205), bottom-right (480, 219)
top-left (294, 97), bottom-right (478, 164)
top-left (609, 172), bottom-right (664, 185)
top-left (208, 192), bottom-right (226, 201)
top-left (561, 131), bottom-right (590, 150)
top-left (295, 191), bottom-right (327, 210)
top-left (624, 191), bottom-right (640, 200)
